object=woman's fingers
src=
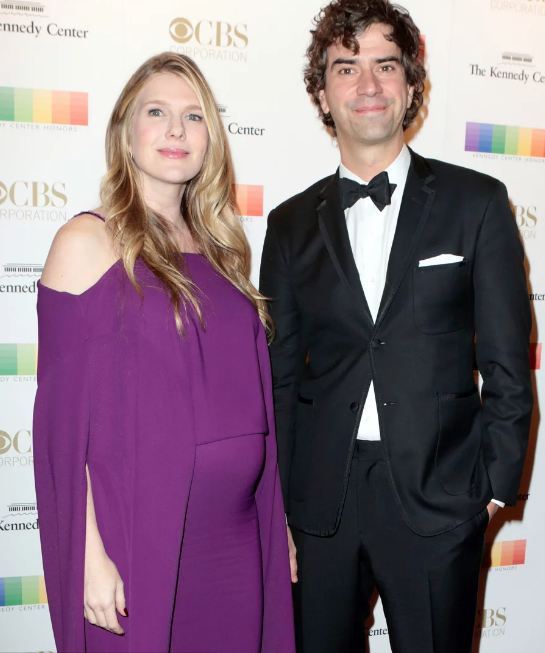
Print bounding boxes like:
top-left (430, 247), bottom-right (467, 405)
top-left (84, 605), bottom-right (98, 626)
top-left (93, 607), bottom-right (109, 631)
top-left (103, 604), bottom-right (124, 635)
top-left (85, 601), bottom-right (124, 635)
top-left (115, 580), bottom-right (127, 618)
top-left (287, 526), bottom-right (298, 583)
top-left (84, 549), bottom-right (126, 635)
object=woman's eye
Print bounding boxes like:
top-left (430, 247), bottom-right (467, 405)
top-left (187, 113), bottom-right (204, 122)
top-left (148, 108), bottom-right (162, 117)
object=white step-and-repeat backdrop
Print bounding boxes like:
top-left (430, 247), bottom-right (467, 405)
top-left (1, 1), bottom-right (543, 651)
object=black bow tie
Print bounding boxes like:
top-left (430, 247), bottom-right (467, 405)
top-left (339, 171), bottom-right (397, 212)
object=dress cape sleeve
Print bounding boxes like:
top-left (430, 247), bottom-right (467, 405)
top-left (33, 285), bottom-right (90, 652)
top-left (255, 327), bottom-right (296, 652)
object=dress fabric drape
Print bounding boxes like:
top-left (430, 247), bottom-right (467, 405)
top-left (33, 254), bottom-right (295, 653)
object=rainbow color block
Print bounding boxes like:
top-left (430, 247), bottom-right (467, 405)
top-left (0, 343), bottom-right (37, 375)
top-left (0, 576), bottom-right (47, 606)
top-left (235, 184), bottom-right (263, 216)
top-left (531, 343), bottom-right (542, 370)
top-left (465, 122), bottom-right (545, 158)
top-left (490, 540), bottom-right (526, 567)
top-left (0, 87), bottom-right (88, 125)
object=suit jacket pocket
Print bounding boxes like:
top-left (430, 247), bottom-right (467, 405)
top-left (435, 388), bottom-right (482, 495)
top-left (413, 261), bottom-right (471, 334)
top-left (289, 397), bottom-right (315, 501)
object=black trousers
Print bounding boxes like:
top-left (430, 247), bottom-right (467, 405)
top-left (291, 441), bottom-right (488, 653)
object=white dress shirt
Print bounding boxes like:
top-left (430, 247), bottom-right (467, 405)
top-left (340, 145), bottom-right (410, 441)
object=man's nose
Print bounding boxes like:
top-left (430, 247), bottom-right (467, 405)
top-left (356, 69), bottom-right (382, 95)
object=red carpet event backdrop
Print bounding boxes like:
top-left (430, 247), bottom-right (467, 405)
top-left (0, 1), bottom-right (543, 651)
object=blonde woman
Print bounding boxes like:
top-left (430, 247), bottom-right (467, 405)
top-left (33, 53), bottom-right (294, 653)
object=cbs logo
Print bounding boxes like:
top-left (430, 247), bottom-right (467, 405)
top-left (0, 429), bottom-right (32, 455)
top-left (479, 608), bottom-right (507, 629)
top-left (513, 205), bottom-right (538, 229)
top-left (169, 17), bottom-right (248, 49)
top-left (0, 181), bottom-right (67, 208)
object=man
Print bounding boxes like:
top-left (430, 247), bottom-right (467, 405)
top-left (259, 1), bottom-right (532, 652)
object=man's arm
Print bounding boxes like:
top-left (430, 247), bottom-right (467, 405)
top-left (473, 181), bottom-right (533, 505)
top-left (259, 213), bottom-right (303, 509)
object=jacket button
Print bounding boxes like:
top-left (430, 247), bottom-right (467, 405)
top-left (350, 401), bottom-right (359, 413)
top-left (371, 339), bottom-right (386, 349)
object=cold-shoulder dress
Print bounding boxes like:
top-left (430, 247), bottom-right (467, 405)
top-left (33, 229), bottom-right (295, 653)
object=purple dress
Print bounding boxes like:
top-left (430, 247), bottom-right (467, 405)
top-left (33, 231), bottom-right (295, 652)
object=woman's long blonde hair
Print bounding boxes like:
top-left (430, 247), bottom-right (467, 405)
top-left (100, 52), bottom-right (271, 334)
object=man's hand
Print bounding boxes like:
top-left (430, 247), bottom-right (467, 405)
top-left (486, 501), bottom-right (500, 523)
top-left (287, 526), bottom-right (298, 583)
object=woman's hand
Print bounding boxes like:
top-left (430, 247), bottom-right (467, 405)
top-left (84, 465), bottom-right (126, 635)
top-left (84, 549), bottom-right (126, 635)
top-left (287, 525), bottom-right (298, 583)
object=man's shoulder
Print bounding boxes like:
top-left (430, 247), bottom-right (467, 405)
top-left (417, 152), bottom-right (506, 195)
top-left (269, 174), bottom-right (334, 223)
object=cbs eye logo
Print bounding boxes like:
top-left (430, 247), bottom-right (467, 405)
top-left (0, 430), bottom-right (32, 455)
top-left (169, 18), bottom-right (193, 43)
top-left (169, 17), bottom-right (248, 49)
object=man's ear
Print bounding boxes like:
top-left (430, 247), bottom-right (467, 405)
top-left (318, 88), bottom-right (329, 115)
top-left (407, 85), bottom-right (414, 107)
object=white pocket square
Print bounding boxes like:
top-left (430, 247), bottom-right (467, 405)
top-left (418, 254), bottom-right (464, 267)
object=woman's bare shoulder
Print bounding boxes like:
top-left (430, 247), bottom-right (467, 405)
top-left (40, 211), bottom-right (119, 295)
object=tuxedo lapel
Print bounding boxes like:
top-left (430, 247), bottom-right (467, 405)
top-left (317, 172), bottom-right (373, 324)
top-left (375, 150), bottom-right (436, 327)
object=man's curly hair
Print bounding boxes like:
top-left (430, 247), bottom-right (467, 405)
top-left (304, 0), bottom-right (426, 131)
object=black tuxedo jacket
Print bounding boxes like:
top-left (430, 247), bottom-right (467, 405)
top-left (259, 149), bottom-right (532, 536)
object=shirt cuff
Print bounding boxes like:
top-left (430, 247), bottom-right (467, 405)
top-left (491, 499), bottom-right (505, 508)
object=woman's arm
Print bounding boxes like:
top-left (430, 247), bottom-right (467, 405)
top-left (40, 213), bottom-right (126, 635)
top-left (84, 467), bottom-right (126, 635)
top-left (40, 211), bottom-right (118, 294)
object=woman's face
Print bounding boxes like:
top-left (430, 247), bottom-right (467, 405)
top-left (130, 72), bottom-right (209, 196)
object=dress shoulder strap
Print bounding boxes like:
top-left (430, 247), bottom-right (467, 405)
top-left (73, 210), bottom-right (105, 222)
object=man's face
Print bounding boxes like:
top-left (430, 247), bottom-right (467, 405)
top-left (318, 22), bottom-right (414, 155)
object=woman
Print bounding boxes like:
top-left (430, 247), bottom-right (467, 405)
top-left (33, 52), bottom-right (294, 653)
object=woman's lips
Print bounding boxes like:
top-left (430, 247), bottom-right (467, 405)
top-left (158, 148), bottom-right (189, 159)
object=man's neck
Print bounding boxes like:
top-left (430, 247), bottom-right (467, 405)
top-left (339, 139), bottom-right (405, 181)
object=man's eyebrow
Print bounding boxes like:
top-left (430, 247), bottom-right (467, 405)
top-left (375, 56), bottom-right (402, 64)
top-left (329, 55), bottom-right (402, 69)
top-left (330, 57), bottom-right (357, 68)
